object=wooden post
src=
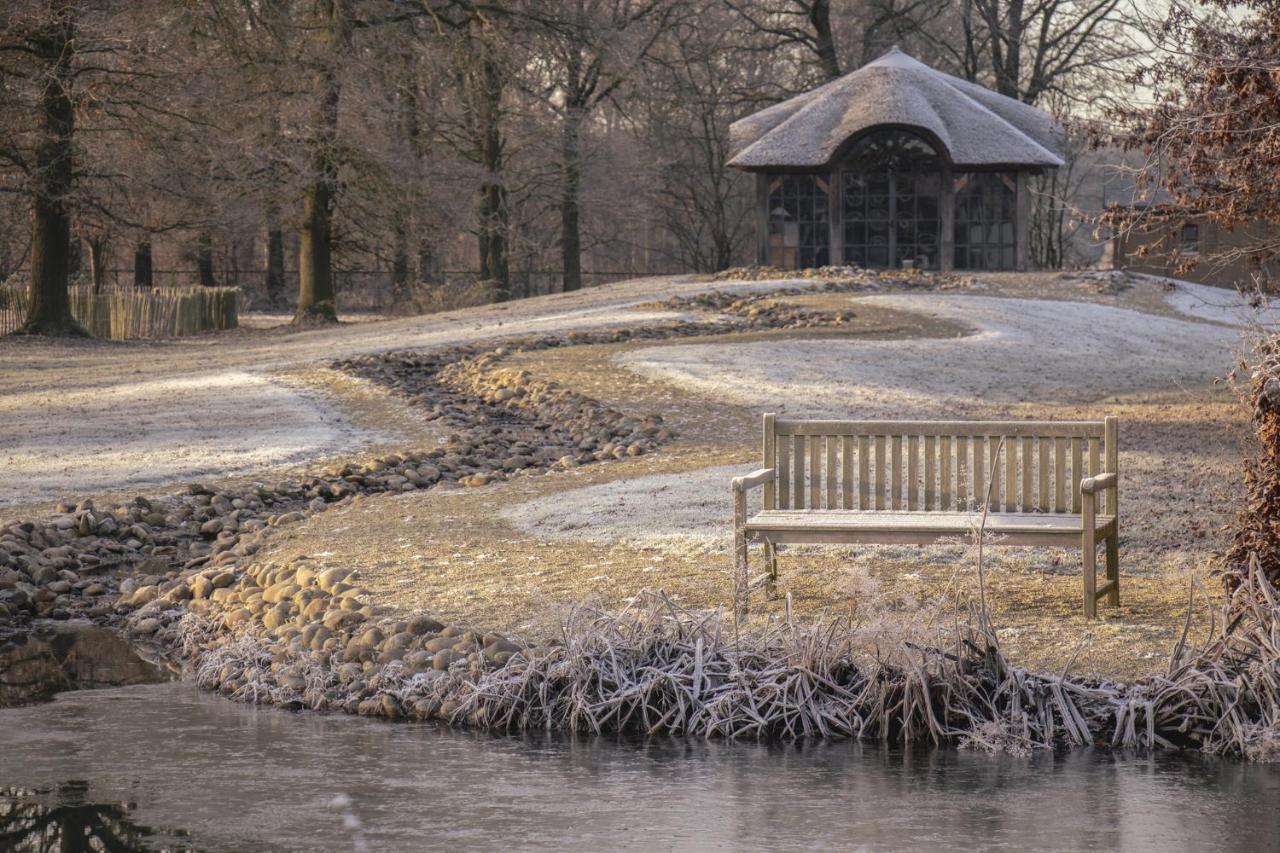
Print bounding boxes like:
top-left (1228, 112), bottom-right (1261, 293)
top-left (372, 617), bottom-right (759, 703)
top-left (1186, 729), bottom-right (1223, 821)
top-left (940, 167), bottom-right (955, 272)
top-left (762, 413), bottom-right (776, 511)
top-left (1104, 415), bottom-right (1119, 605)
top-left (733, 482), bottom-right (749, 619)
top-left (829, 169), bottom-right (843, 266)
top-left (1082, 488), bottom-right (1097, 619)
top-left (1015, 170), bottom-right (1031, 272)
top-left (755, 172), bottom-right (770, 266)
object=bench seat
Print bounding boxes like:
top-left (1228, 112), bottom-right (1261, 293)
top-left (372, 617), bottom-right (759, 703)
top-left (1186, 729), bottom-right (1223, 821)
top-left (745, 510), bottom-right (1117, 546)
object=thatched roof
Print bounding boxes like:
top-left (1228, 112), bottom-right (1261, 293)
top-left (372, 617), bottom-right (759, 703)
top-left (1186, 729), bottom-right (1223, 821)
top-left (729, 48), bottom-right (1065, 171)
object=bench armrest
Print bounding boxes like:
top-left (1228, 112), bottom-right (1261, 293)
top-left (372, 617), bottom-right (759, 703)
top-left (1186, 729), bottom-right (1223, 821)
top-left (732, 468), bottom-right (776, 493)
top-left (1080, 472), bottom-right (1117, 495)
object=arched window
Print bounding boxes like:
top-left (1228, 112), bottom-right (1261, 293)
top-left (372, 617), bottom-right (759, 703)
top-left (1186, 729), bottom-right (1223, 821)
top-left (840, 129), bottom-right (942, 269)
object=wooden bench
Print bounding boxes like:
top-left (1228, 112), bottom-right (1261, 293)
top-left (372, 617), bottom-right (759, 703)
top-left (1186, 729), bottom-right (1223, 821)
top-left (732, 415), bottom-right (1120, 618)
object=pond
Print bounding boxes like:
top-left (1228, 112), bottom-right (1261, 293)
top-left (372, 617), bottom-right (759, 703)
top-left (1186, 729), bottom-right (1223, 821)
top-left (2, 682), bottom-right (1279, 851)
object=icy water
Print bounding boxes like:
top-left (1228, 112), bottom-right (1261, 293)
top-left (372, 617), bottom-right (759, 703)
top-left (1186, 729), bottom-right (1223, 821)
top-left (2, 683), bottom-right (1279, 852)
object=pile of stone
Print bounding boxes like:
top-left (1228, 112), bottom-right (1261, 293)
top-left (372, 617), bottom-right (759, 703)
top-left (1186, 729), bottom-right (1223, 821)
top-left (119, 556), bottom-right (535, 720)
top-left (332, 325), bottom-right (762, 489)
top-left (0, 484), bottom-right (333, 634)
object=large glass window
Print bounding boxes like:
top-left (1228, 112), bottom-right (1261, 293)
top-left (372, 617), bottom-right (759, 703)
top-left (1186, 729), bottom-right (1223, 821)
top-left (841, 129), bottom-right (941, 269)
top-left (767, 174), bottom-right (830, 268)
top-left (954, 172), bottom-right (1016, 270)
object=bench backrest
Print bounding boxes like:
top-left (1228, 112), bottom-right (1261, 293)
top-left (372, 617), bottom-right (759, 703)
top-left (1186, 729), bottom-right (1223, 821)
top-left (762, 415), bottom-right (1117, 515)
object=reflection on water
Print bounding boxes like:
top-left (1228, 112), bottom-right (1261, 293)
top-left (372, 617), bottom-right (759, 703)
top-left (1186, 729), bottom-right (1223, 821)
top-left (0, 781), bottom-right (197, 852)
top-left (0, 682), bottom-right (1278, 851)
top-left (0, 622), bottom-right (168, 708)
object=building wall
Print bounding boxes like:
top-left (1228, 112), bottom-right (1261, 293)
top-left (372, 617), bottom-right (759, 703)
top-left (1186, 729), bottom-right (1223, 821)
top-left (1112, 216), bottom-right (1280, 290)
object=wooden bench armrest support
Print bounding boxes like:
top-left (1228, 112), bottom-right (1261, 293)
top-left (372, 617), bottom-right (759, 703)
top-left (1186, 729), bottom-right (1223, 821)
top-left (1080, 472), bottom-right (1117, 495)
top-left (732, 468), bottom-right (776, 494)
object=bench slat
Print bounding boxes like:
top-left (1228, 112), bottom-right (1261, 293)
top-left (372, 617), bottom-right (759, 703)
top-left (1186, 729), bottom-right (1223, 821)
top-left (874, 435), bottom-right (887, 510)
top-left (775, 419), bottom-right (1105, 438)
top-left (841, 435), bottom-right (853, 509)
top-left (858, 435), bottom-right (870, 510)
top-left (746, 509), bottom-right (1115, 535)
top-left (809, 436), bottom-right (821, 510)
top-left (907, 435), bottom-right (919, 510)
top-left (778, 434), bottom-right (791, 509)
top-left (1072, 437), bottom-right (1083, 513)
top-left (924, 435), bottom-right (936, 510)
top-left (956, 435), bottom-right (969, 509)
top-left (1037, 437), bottom-right (1049, 512)
top-left (1005, 437), bottom-right (1018, 512)
top-left (1055, 437), bottom-right (1067, 513)
top-left (1024, 435), bottom-right (1034, 507)
top-left (825, 436), bottom-right (835, 508)
top-left (794, 434), bottom-right (806, 510)
top-left (940, 436), bottom-right (952, 510)
top-left (891, 435), bottom-right (903, 510)
top-left (973, 435), bottom-right (985, 510)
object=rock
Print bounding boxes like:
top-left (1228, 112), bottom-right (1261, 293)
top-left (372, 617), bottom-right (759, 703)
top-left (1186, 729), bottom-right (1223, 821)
top-left (407, 614), bottom-right (445, 636)
top-left (133, 617), bottom-right (161, 635)
top-left (316, 568), bottom-right (351, 593)
top-left (432, 649), bottom-right (465, 670)
top-left (124, 585), bottom-right (155, 605)
top-left (211, 571), bottom-right (235, 589)
top-left (192, 575), bottom-right (214, 599)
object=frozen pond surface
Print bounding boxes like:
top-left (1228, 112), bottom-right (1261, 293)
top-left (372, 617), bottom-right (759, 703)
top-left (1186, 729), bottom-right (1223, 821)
top-left (2, 683), bottom-right (1280, 851)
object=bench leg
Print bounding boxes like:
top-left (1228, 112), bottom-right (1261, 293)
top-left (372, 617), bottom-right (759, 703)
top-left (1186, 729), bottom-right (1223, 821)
top-left (733, 526), bottom-right (749, 619)
top-left (764, 541), bottom-right (778, 598)
top-left (1105, 531), bottom-right (1120, 607)
top-left (1082, 528), bottom-right (1098, 619)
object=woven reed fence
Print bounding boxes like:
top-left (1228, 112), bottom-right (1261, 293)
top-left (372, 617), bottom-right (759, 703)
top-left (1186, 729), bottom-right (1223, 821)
top-left (0, 286), bottom-right (238, 338)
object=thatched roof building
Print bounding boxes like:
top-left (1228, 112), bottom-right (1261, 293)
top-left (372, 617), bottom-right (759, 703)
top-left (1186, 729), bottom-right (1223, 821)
top-left (729, 48), bottom-right (1065, 272)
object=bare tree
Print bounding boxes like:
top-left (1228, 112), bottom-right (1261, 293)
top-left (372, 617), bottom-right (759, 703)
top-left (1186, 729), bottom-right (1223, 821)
top-left (523, 0), bottom-right (677, 292)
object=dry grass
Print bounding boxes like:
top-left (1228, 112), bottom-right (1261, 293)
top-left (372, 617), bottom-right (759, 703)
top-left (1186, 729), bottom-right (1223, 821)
top-left (247, 305), bottom-right (1243, 681)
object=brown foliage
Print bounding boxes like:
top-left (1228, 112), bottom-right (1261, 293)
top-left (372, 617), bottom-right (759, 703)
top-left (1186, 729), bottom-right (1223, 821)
top-left (1099, 0), bottom-right (1280, 267)
top-left (1226, 335), bottom-right (1280, 589)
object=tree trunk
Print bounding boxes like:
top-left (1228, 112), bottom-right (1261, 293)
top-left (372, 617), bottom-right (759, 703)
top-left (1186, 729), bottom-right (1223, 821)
top-left (86, 235), bottom-right (108, 294)
top-left (479, 53), bottom-right (510, 300)
top-left (264, 215), bottom-right (286, 307)
top-left (391, 217), bottom-right (412, 311)
top-left (417, 241), bottom-right (436, 284)
top-left (19, 1), bottom-right (83, 336)
top-left (133, 241), bottom-right (153, 288)
top-left (297, 180), bottom-right (336, 321)
top-left (196, 233), bottom-right (216, 286)
top-left (560, 107), bottom-right (584, 292)
top-left (809, 0), bottom-right (841, 79)
top-left (295, 1), bottom-right (345, 324)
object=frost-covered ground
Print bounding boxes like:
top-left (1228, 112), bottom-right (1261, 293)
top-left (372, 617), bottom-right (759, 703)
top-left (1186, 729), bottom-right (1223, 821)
top-left (507, 290), bottom-right (1248, 553)
top-left (616, 294), bottom-right (1248, 413)
top-left (502, 464), bottom-right (741, 553)
top-left (0, 278), bottom-right (696, 507)
top-left (1162, 277), bottom-right (1274, 327)
top-left (0, 372), bottom-right (371, 506)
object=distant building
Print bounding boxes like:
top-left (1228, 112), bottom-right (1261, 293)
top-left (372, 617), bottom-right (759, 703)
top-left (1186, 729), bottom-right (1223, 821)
top-left (1107, 207), bottom-right (1280, 291)
top-left (727, 47), bottom-right (1064, 272)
